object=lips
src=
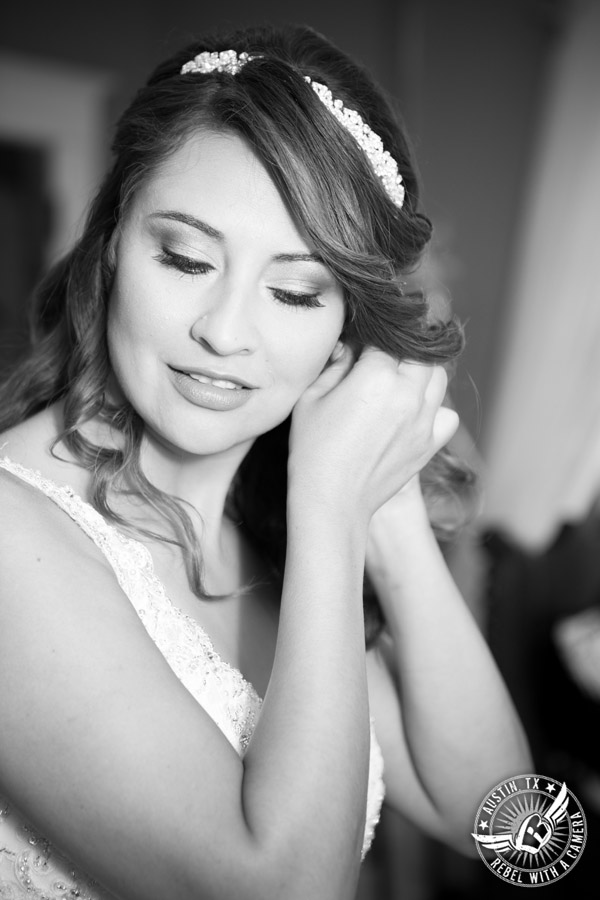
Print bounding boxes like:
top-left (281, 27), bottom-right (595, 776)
top-left (169, 366), bottom-right (255, 411)
top-left (170, 365), bottom-right (256, 389)
top-left (187, 372), bottom-right (243, 391)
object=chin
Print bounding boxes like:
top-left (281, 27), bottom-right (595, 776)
top-left (148, 430), bottom-right (251, 459)
top-left (141, 416), bottom-right (260, 460)
top-left (133, 387), bottom-right (294, 460)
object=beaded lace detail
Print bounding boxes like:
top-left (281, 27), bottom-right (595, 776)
top-left (0, 457), bottom-right (384, 898)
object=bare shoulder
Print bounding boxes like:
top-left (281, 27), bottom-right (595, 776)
top-left (0, 465), bottom-right (135, 689)
top-left (0, 463), bottom-right (141, 674)
top-left (0, 463), bottom-right (103, 582)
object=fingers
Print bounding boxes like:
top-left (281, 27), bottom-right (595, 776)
top-left (290, 345), bottom-right (461, 518)
top-left (311, 344), bottom-right (458, 450)
top-left (396, 359), bottom-right (447, 401)
top-left (433, 406), bottom-right (460, 449)
top-left (358, 352), bottom-right (446, 395)
top-left (357, 353), bottom-right (458, 452)
top-left (309, 342), bottom-right (356, 397)
top-left (318, 347), bottom-right (449, 409)
top-left (354, 353), bottom-right (453, 425)
top-left (424, 363), bottom-right (449, 403)
top-left (392, 359), bottom-right (457, 451)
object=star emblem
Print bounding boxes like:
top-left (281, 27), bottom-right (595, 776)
top-left (546, 783), bottom-right (556, 793)
top-left (479, 820), bottom-right (489, 831)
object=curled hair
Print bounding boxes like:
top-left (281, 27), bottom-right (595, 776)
top-left (0, 24), bottom-right (474, 643)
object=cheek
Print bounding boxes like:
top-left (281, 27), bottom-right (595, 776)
top-left (272, 313), bottom-right (344, 390)
top-left (106, 280), bottom-right (153, 393)
top-left (107, 269), bottom-right (134, 340)
top-left (107, 273), bottom-right (164, 357)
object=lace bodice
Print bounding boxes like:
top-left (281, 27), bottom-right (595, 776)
top-left (0, 457), bottom-right (385, 899)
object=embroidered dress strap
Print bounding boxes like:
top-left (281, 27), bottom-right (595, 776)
top-left (0, 456), bottom-right (157, 601)
top-left (0, 456), bottom-right (263, 752)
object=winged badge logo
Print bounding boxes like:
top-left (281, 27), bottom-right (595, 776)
top-left (472, 781), bottom-right (569, 855)
top-left (472, 775), bottom-right (587, 886)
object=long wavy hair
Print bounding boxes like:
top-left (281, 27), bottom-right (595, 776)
top-left (0, 24), bottom-right (473, 643)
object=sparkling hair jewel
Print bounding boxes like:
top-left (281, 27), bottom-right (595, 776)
top-left (180, 50), bottom-right (405, 210)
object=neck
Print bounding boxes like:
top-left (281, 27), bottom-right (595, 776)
top-left (139, 431), bottom-right (252, 523)
top-left (64, 403), bottom-right (254, 553)
top-left (136, 433), bottom-right (255, 590)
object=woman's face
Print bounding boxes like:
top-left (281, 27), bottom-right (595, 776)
top-left (107, 130), bottom-right (345, 457)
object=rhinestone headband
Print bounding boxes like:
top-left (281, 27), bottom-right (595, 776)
top-left (180, 50), bottom-right (405, 210)
top-left (181, 50), bottom-right (253, 76)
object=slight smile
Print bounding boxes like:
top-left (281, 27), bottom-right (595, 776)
top-left (169, 365), bottom-right (256, 389)
top-left (168, 366), bottom-right (256, 411)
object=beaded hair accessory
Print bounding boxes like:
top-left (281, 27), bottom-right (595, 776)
top-left (180, 50), bottom-right (405, 210)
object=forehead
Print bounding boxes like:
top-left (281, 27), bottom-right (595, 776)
top-left (129, 130), bottom-right (307, 246)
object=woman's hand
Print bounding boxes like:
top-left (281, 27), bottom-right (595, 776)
top-left (289, 345), bottom-right (459, 524)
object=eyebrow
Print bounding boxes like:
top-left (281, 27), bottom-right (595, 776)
top-left (149, 210), bottom-right (325, 265)
top-left (272, 252), bottom-right (323, 264)
top-left (149, 211), bottom-right (224, 241)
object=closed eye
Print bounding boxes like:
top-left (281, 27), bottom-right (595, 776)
top-left (154, 248), bottom-right (214, 276)
top-left (271, 288), bottom-right (325, 309)
top-left (155, 248), bottom-right (324, 308)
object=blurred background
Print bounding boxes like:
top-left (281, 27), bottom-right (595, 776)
top-left (2, 0), bottom-right (599, 896)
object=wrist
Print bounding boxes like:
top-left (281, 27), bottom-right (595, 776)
top-left (286, 482), bottom-right (369, 549)
top-left (369, 482), bottom-right (431, 544)
top-left (366, 490), bottom-right (439, 602)
top-left (287, 469), bottom-right (369, 530)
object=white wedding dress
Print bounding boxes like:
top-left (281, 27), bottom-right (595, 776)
top-left (0, 457), bottom-right (385, 899)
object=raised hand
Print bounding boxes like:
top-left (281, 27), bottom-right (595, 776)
top-left (289, 345), bottom-right (459, 525)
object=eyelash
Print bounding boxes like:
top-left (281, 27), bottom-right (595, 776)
top-left (154, 248), bottom-right (213, 276)
top-left (271, 288), bottom-right (325, 309)
top-left (155, 248), bottom-right (325, 309)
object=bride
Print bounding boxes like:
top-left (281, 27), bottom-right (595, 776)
top-left (0, 23), bottom-right (530, 900)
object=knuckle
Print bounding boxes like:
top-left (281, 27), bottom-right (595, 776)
top-left (394, 393), bottom-right (419, 422)
top-left (436, 365), bottom-right (449, 388)
top-left (427, 364), bottom-right (448, 395)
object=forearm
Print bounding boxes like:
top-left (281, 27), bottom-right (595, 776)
top-left (239, 351), bottom-right (461, 888)
top-left (242, 494), bottom-right (370, 895)
top-left (368, 494), bottom-right (531, 831)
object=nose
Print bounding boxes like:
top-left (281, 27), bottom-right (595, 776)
top-left (190, 280), bottom-right (257, 356)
